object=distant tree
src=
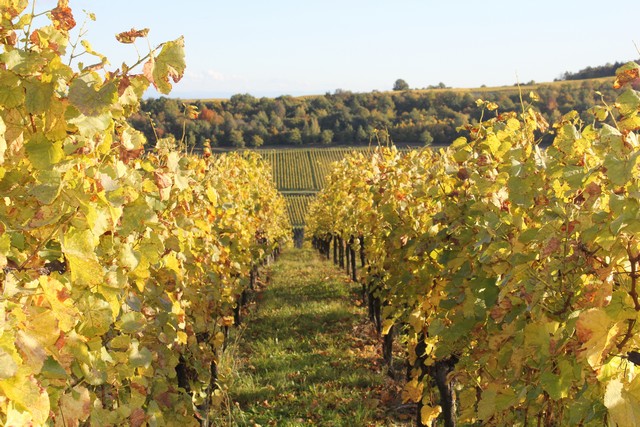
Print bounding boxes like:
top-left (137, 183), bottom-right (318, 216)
top-left (198, 107), bottom-right (216, 123)
top-left (289, 128), bottom-right (303, 145)
top-left (269, 112), bottom-right (284, 131)
top-left (273, 100), bottom-right (286, 118)
top-left (308, 117), bottom-right (321, 140)
top-left (377, 94), bottom-right (395, 113)
top-left (420, 129), bottom-right (434, 146)
top-left (320, 129), bottom-right (334, 144)
top-left (356, 125), bottom-right (368, 142)
top-left (229, 129), bottom-right (245, 148)
top-left (338, 124), bottom-right (354, 143)
top-left (556, 60), bottom-right (638, 81)
top-left (393, 79), bottom-right (409, 91)
top-left (249, 134), bottom-right (264, 148)
top-left (255, 110), bottom-right (269, 125)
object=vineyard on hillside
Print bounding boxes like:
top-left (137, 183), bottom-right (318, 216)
top-left (257, 146), bottom-right (394, 192)
top-left (285, 194), bottom-right (315, 228)
top-left (251, 147), bottom-right (414, 234)
top-left (308, 64), bottom-right (640, 426)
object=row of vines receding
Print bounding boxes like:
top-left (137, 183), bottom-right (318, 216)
top-left (0, 2), bottom-right (290, 425)
top-left (307, 64), bottom-right (640, 426)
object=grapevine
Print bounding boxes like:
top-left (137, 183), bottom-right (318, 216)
top-left (308, 65), bottom-right (640, 426)
top-left (0, 3), bottom-right (290, 425)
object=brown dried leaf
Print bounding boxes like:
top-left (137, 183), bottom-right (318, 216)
top-left (614, 66), bottom-right (640, 89)
top-left (143, 58), bottom-right (155, 87)
top-left (154, 171), bottom-right (172, 190)
top-left (115, 28), bottom-right (150, 44)
top-left (2, 30), bottom-right (17, 46)
top-left (51, 5), bottom-right (76, 31)
top-left (541, 237), bottom-right (561, 258)
top-left (130, 408), bottom-right (146, 427)
top-left (585, 182), bottom-right (602, 197)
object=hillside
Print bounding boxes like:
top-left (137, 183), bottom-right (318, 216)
top-left (130, 76), bottom-right (620, 151)
top-left (221, 146), bottom-right (412, 233)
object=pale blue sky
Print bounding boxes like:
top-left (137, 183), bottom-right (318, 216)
top-left (62, 1), bottom-right (639, 98)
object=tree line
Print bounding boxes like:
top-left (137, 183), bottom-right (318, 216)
top-left (556, 59), bottom-right (640, 81)
top-left (129, 79), bottom-right (619, 149)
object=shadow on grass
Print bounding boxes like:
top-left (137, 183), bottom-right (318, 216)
top-left (223, 248), bottom-right (390, 426)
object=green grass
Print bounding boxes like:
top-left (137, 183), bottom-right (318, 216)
top-left (213, 248), bottom-right (408, 427)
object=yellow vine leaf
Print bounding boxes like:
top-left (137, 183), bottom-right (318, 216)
top-left (421, 404), bottom-right (442, 426)
top-left (576, 308), bottom-right (619, 370)
top-left (381, 318), bottom-right (394, 336)
top-left (402, 378), bottom-right (424, 403)
top-left (0, 347), bottom-right (18, 379)
top-left (0, 374), bottom-right (50, 425)
top-left (144, 37), bottom-right (186, 94)
top-left (55, 385), bottom-right (91, 427)
top-left (0, 113), bottom-right (6, 165)
top-left (61, 227), bottom-right (104, 288)
top-left (605, 376), bottom-right (640, 427)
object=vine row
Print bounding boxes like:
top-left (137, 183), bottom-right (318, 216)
top-left (307, 64), bottom-right (640, 426)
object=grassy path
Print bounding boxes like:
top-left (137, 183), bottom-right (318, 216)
top-left (216, 248), bottom-right (406, 426)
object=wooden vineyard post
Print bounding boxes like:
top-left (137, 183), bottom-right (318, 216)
top-left (349, 236), bottom-right (357, 282)
top-left (346, 238), bottom-right (351, 276)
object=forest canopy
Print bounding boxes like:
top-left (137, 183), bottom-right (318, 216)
top-left (130, 77), bottom-right (620, 150)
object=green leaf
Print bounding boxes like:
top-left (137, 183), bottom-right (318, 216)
top-left (0, 70), bottom-right (25, 108)
top-left (16, 330), bottom-right (47, 374)
top-left (118, 242), bottom-right (140, 271)
top-left (80, 357), bottom-right (108, 386)
top-left (67, 111), bottom-right (112, 138)
top-left (56, 385), bottom-right (91, 426)
top-left (129, 340), bottom-right (152, 368)
top-left (68, 74), bottom-right (118, 116)
top-left (0, 114), bottom-right (6, 165)
top-left (119, 196), bottom-right (157, 236)
top-left (41, 356), bottom-right (68, 380)
top-left (29, 170), bottom-right (62, 204)
top-left (145, 37), bottom-right (186, 94)
top-left (24, 79), bottom-right (54, 115)
top-left (540, 370), bottom-right (570, 400)
top-left (477, 386), bottom-right (497, 420)
top-left (108, 335), bottom-right (131, 351)
top-left (61, 227), bottom-right (104, 288)
top-left (76, 295), bottom-right (112, 337)
top-left (616, 89), bottom-right (640, 117)
top-left (116, 312), bottom-right (145, 334)
top-left (1, 50), bottom-right (46, 75)
top-left (25, 133), bottom-right (64, 170)
top-left (603, 151), bottom-right (640, 186)
top-left (590, 105), bottom-right (609, 121)
top-left (518, 228), bottom-right (539, 244)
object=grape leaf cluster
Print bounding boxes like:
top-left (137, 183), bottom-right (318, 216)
top-left (308, 63), bottom-right (640, 425)
top-left (0, 2), bottom-right (290, 425)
